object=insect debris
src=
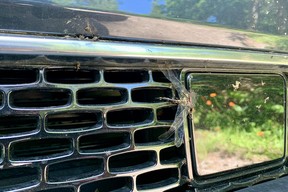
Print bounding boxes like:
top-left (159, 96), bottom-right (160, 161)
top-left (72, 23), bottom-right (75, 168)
top-left (158, 69), bottom-right (196, 147)
top-left (232, 80), bottom-right (241, 91)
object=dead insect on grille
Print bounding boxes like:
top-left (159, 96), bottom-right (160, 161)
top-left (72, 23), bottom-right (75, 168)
top-left (158, 70), bottom-right (196, 147)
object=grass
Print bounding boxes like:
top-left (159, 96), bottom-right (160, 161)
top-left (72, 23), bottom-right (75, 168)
top-left (246, 32), bottom-right (288, 51)
top-left (195, 127), bottom-right (284, 162)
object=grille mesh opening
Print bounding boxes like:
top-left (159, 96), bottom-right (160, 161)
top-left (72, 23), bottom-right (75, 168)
top-left (136, 168), bottom-right (179, 190)
top-left (0, 69), bottom-right (38, 84)
top-left (37, 187), bottom-right (75, 192)
top-left (0, 167), bottom-right (39, 191)
top-left (160, 146), bottom-right (185, 164)
top-left (45, 69), bottom-right (100, 84)
top-left (10, 138), bottom-right (72, 161)
top-left (46, 112), bottom-right (102, 132)
top-left (134, 127), bottom-right (172, 145)
top-left (77, 88), bottom-right (128, 105)
top-left (152, 71), bottom-right (170, 83)
top-left (109, 151), bottom-right (156, 173)
top-left (107, 108), bottom-right (153, 126)
top-left (132, 88), bottom-right (172, 103)
top-left (157, 106), bottom-right (177, 121)
top-left (80, 177), bottom-right (133, 192)
top-left (79, 132), bottom-right (130, 153)
top-left (0, 91), bottom-right (3, 106)
top-left (104, 70), bottom-right (149, 83)
top-left (0, 115), bottom-right (39, 136)
top-left (10, 89), bottom-right (71, 108)
top-left (48, 158), bottom-right (104, 182)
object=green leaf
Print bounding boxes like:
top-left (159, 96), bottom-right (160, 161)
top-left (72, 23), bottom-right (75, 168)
top-left (271, 105), bottom-right (284, 114)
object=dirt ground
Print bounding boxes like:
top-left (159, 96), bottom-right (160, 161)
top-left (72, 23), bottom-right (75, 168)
top-left (197, 150), bottom-right (270, 175)
top-left (197, 151), bottom-right (253, 175)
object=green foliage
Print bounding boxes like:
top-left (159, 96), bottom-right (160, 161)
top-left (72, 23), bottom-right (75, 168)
top-left (151, 0), bottom-right (166, 17)
top-left (194, 75), bottom-right (284, 133)
top-left (256, 0), bottom-right (287, 35)
top-left (246, 32), bottom-right (288, 51)
top-left (161, 0), bottom-right (287, 35)
top-left (196, 128), bottom-right (284, 161)
top-left (275, 38), bottom-right (288, 50)
top-left (193, 74), bottom-right (285, 161)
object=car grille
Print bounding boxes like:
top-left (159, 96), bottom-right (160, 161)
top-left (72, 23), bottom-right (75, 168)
top-left (0, 67), bottom-right (186, 192)
top-left (1, 34), bottom-right (287, 192)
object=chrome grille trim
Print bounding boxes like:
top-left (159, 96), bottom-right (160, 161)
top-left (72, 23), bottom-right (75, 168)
top-left (0, 35), bottom-right (287, 65)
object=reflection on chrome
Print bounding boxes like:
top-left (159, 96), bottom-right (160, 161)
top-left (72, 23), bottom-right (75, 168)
top-left (188, 73), bottom-right (285, 175)
top-left (0, 1), bottom-right (286, 52)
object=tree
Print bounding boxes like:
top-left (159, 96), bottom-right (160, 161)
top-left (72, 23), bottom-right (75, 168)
top-left (163, 0), bottom-right (287, 35)
top-left (256, 0), bottom-right (287, 35)
top-left (151, 0), bottom-right (165, 17)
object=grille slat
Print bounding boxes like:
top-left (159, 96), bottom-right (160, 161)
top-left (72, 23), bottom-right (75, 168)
top-left (109, 151), bottom-right (156, 173)
top-left (37, 187), bottom-right (75, 192)
top-left (79, 133), bottom-right (130, 153)
top-left (132, 87), bottom-right (172, 103)
top-left (134, 127), bottom-right (172, 145)
top-left (136, 168), bottom-right (179, 190)
top-left (10, 89), bottom-right (71, 108)
top-left (80, 177), bottom-right (133, 192)
top-left (107, 108), bottom-right (153, 126)
top-left (0, 115), bottom-right (39, 136)
top-left (0, 167), bottom-right (39, 191)
top-left (157, 106), bottom-right (178, 122)
top-left (48, 158), bottom-right (104, 182)
top-left (160, 146), bottom-right (185, 164)
top-left (10, 138), bottom-right (73, 161)
top-left (77, 88), bottom-right (128, 105)
top-left (46, 111), bottom-right (102, 132)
